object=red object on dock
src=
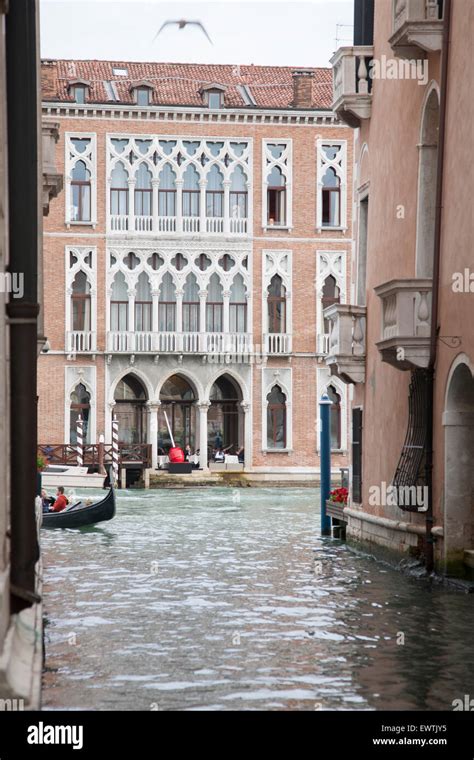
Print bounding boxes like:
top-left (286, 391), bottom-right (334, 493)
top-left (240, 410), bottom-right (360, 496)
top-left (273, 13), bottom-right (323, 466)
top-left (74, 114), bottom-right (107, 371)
top-left (169, 447), bottom-right (185, 463)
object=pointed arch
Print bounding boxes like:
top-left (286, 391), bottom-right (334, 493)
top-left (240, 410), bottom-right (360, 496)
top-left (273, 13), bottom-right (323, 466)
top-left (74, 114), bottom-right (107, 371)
top-left (416, 82), bottom-right (440, 277)
top-left (110, 161), bottom-right (129, 217)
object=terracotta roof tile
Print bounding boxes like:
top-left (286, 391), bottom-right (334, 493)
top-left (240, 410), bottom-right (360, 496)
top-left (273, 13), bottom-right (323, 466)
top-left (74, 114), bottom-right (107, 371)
top-left (41, 59), bottom-right (333, 110)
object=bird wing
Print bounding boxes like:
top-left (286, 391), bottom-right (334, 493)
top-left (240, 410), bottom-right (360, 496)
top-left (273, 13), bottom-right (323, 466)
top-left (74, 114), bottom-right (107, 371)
top-left (188, 20), bottom-right (213, 45)
top-left (152, 20), bottom-right (177, 42)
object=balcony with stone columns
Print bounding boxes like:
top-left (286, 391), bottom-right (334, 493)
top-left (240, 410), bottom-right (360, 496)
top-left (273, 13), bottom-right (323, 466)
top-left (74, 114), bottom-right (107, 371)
top-left (106, 331), bottom-right (252, 356)
top-left (389, 0), bottom-right (444, 59)
top-left (374, 279), bottom-right (432, 370)
top-left (330, 46), bottom-right (374, 129)
top-left (264, 333), bottom-right (292, 355)
top-left (324, 304), bottom-right (367, 384)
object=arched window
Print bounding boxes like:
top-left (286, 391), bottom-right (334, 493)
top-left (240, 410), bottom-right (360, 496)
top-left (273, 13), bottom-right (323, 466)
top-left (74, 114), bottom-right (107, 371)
top-left (267, 274), bottom-right (286, 333)
top-left (230, 165), bottom-right (248, 218)
top-left (70, 383), bottom-right (91, 444)
top-left (110, 162), bottom-right (129, 215)
top-left (230, 274), bottom-right (247, 333)
top-left (159, 375), bottom-right (196, 451)
top-left (322, 275), bottom-right (340, 334)
top-left (267, 165), bottom-right (286, 225)
top-left (183, 273), bottom-right (200, 332)
top-left (111, 271), bottom-right (128, 331)
top-left (327, 384), bottom-right (342, 449)
top-left (159, 272), bottom-right (176, 331)
top-left (416, 89), bottom-right (440, 277)
top-left (135, 272), bottom-right (152, 332)
top-left (322, 167), bottom-right (340, 227)
top-left (267, 385), bottom-right (286, 449)
top-left (206, 165), bottom-right (224, 218)
top-left (114, 374), bottom-right (147, 445)
top-left (183, 164), bottom-right (200, 217)
top-left (135, 163), bottom-right (152, 217)
top-left (71, 270), bottom-right (91, 332)
top-left (206, 273), bottom-right (223, 332)
top-left (158, 164), bottom-right (176, 217)
top-left (71, 160), bottom-right (91, 222)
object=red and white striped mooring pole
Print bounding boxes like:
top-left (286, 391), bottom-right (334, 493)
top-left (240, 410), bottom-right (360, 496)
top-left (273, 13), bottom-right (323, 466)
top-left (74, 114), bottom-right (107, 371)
top-left (112, 415), bottom-right (119, 486)
top-left (76, 415), bottom-right (83, 467)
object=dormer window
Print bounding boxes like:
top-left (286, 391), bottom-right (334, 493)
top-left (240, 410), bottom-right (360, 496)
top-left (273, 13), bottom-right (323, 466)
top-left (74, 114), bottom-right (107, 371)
top-left (208, 91), bottom-right (222, 109)
top-left (130, 81), bottom-right (154, 107)
top-left (75, 86), bottom-right (86, 104)
top-left (136, 87), bottom-right (151, 106)
top-left (68, 79), bottom-right (90, 104)
top-left (199, 84), bottom-right (226, 110)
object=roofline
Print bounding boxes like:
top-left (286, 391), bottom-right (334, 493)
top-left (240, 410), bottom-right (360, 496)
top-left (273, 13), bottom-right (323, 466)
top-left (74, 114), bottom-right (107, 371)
top-left (41, 57), bottom-right (332, 73)
top-left (41, 100), bottom-right (336, 118)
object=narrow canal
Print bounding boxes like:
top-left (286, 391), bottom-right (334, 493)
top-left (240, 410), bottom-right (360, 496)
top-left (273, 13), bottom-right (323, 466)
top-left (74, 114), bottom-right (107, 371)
top-left (42, 488), bottom-right (474, 711)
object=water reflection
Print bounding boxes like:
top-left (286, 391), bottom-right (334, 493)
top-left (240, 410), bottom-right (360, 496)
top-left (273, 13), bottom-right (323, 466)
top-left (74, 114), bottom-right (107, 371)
top-left (42, 488), bottom-right (474, 711)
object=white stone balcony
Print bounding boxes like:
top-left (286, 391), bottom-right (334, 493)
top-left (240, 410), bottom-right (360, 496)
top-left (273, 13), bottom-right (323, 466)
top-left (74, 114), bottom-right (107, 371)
top-left (107, 213), bottom-right (248, 237)
top-left (106, 331), bottom-right (252, 355)
top-left (374, 279), bottom-right (432, 370)
top-left (42, 120), bottom-right (63, 216)
top-left (264, 333), bottom-right (292, 355)
top-left (67, 330), bottom-right (96, 353)
top-left (324, 304), bottom-right (367, 384)
top-left (390, 0), bottom-right (444, 59)
top-left (330, 46), bottom-right (374, 129)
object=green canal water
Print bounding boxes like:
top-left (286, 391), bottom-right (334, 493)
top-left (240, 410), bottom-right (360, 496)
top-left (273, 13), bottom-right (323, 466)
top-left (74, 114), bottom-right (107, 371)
top-left (42, 487), bottom-right (474, 711)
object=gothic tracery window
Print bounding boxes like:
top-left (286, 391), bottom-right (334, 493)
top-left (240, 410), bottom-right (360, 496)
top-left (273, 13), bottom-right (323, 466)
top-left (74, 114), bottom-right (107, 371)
top-left (135, 163), bottom-right (152, 217)
top-left (267, 274), bottom-right (286, 334)
top-left (267, 385), bottom-right (287, 449)
top-left (71, 270), bottom-right (91, 332)
top-left (183, 273), bottom-right (200, 332)
top-left (158, 163), bottom-right (176, 217)
top-left (264, 141), bottom-right (291, 228)
top-left (135, 272), bottom-right (152, 332)
top-left (67, 135), bottom-right (95, 224)
top-left (317, 142), bottom-right (346, 229)
top-left (110, 162), bottom-right (129, 215)
top-left (230, 274), bottom-right (247, 333)
top-left (206, 164), bottom-right (224, 218)
top-left (159, 272), bottom-right (176, 331)
top-left (70, 383), bottom-right (91, 444)
top-left (110, 271), bottom-right (128, 331)
top-left (206, 273), bottom-right (223, 332)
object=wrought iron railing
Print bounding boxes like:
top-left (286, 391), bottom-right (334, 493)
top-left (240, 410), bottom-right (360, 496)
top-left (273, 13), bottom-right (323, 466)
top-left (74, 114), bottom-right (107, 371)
top-left (392, 368), bottom-right (428, 511)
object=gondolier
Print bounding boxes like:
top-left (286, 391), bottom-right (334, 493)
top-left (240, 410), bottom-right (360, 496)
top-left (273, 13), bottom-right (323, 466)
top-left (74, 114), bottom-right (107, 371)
top-left (42, 488), bottom-right (115, 529)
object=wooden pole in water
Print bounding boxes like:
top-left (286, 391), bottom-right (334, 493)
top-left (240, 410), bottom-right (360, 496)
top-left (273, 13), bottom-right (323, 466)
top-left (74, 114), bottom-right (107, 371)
top-left (76, 415), bottom-right (83, 467)
top-left (98, 433), bottom-right (106, 476)
top-left (112, 415), bottom-right (119, 487)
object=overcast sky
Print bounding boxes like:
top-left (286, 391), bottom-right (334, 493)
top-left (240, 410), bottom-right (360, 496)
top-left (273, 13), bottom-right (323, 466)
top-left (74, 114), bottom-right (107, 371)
top-left (40, 0), bottom-right (354, 68)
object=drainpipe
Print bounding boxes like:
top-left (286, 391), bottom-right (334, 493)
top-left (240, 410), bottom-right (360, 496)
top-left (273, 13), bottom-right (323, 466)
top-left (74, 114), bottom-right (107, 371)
top-left (6, 0), bottom-right (41, 611)
top-left (425, 0), bottom-right (452, 573)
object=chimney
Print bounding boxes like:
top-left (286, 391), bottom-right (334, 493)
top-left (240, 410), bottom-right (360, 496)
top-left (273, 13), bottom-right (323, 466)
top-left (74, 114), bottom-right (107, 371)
top-left (292, 69), bottom-right (314, 109)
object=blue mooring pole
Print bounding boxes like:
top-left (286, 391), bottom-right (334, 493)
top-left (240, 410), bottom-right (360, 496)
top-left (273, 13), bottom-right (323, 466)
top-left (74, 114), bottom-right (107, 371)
top-left (320, 393), bottom-right (332, 536)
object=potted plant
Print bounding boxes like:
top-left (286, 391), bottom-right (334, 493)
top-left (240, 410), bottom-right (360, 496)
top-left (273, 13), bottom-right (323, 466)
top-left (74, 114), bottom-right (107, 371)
top-left (326, 486), bottom-right (348, 523)
top-left (36, 455), bottom-right (45, 472)
top-left (328, 486), bottom-right (348, 505)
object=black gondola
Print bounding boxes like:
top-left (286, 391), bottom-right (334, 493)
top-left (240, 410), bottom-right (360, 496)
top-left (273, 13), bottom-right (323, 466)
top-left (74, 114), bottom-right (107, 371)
top-left (42, 488), bottom-right (116, 529)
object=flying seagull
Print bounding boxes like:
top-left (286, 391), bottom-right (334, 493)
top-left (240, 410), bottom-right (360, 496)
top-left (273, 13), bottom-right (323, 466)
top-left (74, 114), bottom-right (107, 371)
top-left (153, 20), bottom-right (213, 45)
